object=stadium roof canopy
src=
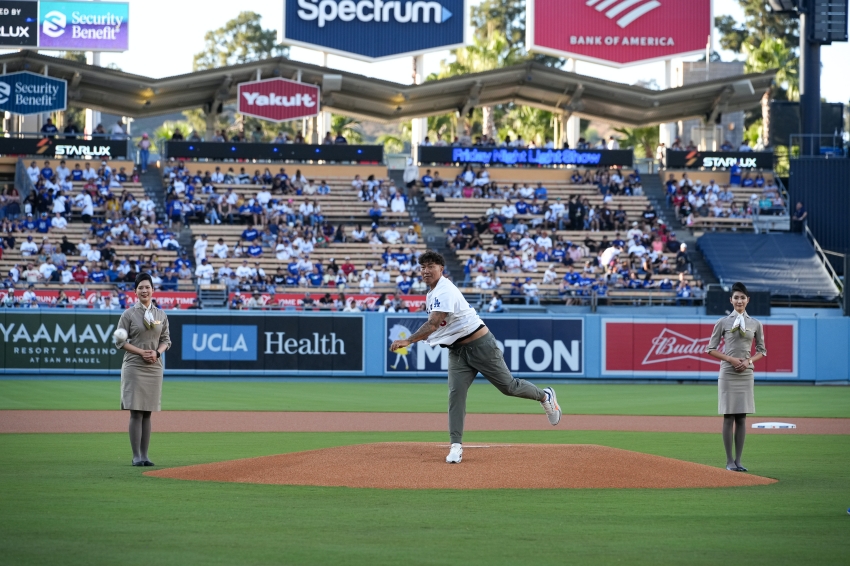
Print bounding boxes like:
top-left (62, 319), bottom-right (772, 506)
top-left (0, 51), bottom-right (776, 127)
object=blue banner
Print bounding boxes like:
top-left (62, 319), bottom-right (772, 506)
top-left (283, 0), bottom-right (469, 61)
top-left (0, 71), bottom-right (67, 115)
top-left (419, 146), bottom-right (634, 167)
top-left (385, 316), bottom-right (584, 376)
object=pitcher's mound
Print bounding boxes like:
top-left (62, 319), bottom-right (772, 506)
top-left (145, 443), bottom-right (777, 489)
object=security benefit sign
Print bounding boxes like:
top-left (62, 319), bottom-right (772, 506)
top-left (0, 0), bottom-right (38, 47)
top-left (39, 1), bottom-right (129, 51)
top-left (0, 312), bottom-right (124, 373)
top-left (167, 313), bottom-right (364, 375)
top-left (0, 71), bottom-right (67, 116)
top-left (238, 78), bottom-right (320, 123)
top-left (385, 316), bottom-right (583, 376)
top-left (527, 0), bottom-right (712, 67)
top-left (284, 0), bottom-right (470, 61)
top-left (601, 319), bottom-right (798, 378)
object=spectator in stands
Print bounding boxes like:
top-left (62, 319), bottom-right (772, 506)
top-left (522, 277), bottom-right (540, 305)
top-left (739, 140), bottom-right (752, 152)
top-left (40, 118), bottom-right (59, 138)
top-left (488, 292), bottom-right (505, 313)
top-left (171, 128), bottom-right (184, 141)
top-left (20, 235), bottom-right (38, 257)
top-left (137, 133), bottom-right (152, 174)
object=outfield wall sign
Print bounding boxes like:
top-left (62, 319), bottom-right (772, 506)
top-left (237, 77), bottom-right (321, 122)
top-left (527, 0), bottom-right (713, 67)
top-left (385, 316), bottom-right (584, 376)
top-left (0, 0), bottom-right (38, 47)
top-left (0, 71), bottom-right (67, 116)
top-left (283, 0), bottom-right (470, 61)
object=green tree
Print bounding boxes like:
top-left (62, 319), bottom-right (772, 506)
top-left (331, 114), bottom-right (363, 144)
top-left (613, 126), bottom-right (660, 160)
top-left (498, 105), bottom-right (555, 147)
top-left (193, 11), bottom-right (288, 71)
top-left (154, 121), bottom-right (192, 145)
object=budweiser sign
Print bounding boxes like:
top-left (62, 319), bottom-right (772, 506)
top-left (527, 0), bottom-right (712, 67)
top-left (602, 320), bottom-right (797, 377)
top-left (237, 77), bottom-right (320, 123)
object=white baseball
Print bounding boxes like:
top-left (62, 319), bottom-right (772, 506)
top-left (113, 328), bottom-right (128, 341)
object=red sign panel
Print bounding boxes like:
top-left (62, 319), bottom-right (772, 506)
top-left (229, 293), bottom-right (427, 311)
top-left (602, 319), bottom-right (797, 377)
top-left (237, 77), bottom-right (320, 123)
top-left (527, 0), bottom-right (712, 67)
top-left (0, 290), bottom-right (198, 309)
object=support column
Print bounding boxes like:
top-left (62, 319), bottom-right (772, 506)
top-left (410, 55), bottom-right (428, 159)
top-left (799, 9), bottom-right (821, 156)
top-left (319, 52), bottom-right (332, 142)
top-left (565, 58), bottom-right (580, 149)
top-left (659, 59), bottom-right (678, 150)
top-left (204, 111), bottom-right (217, 141)
top-left (84, 51), bottom-right (101, 135)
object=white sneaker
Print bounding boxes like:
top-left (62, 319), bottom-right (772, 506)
top-left (541, 387), bottom-right (561, 426)
top-left (446, 443), bottom-right (463, 464)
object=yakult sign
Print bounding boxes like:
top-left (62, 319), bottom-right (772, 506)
top-left (237, 78), bottom-right (320, 123)
top-left (527, 0), bottom-right (712, 67)
top-left (601, 319), bottom-right (797, 378)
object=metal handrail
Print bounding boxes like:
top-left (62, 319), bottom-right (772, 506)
top-left (803, 224), bottom-right (844, 293)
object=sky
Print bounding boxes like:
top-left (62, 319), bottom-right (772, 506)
top-left (8, 0), bottom-right (850, 103)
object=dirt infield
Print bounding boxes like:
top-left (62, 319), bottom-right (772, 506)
top-left (145, 443), bottom-right (778, 489)
top-left (1, 410), bottom-right (848, 434)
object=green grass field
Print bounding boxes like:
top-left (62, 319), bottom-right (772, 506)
top-left (3, 380), bottom-right (850, 416)
top-left (2, 381), bottom-right (849, 564)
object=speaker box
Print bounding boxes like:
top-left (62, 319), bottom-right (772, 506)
top-left (706, 289), bottom-right (771, 317)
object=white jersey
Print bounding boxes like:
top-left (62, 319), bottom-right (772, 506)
top-left (424, 276), bottom-right (483, 346)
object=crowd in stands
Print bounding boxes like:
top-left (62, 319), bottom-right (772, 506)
top-left (171, 127), bottom-right (351, 146)
top-left (666, 168), bottom-right (785, 228)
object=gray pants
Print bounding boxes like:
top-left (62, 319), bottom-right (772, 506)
top-left (447, 331), bottom-right (545, 444)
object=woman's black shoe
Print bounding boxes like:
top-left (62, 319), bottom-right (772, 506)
top-left (143, 460), bottom-right (155, 466)
top-left (736, 466), bottom-right (748, 472)
top-left (132, 461), bottom-right (145, 467)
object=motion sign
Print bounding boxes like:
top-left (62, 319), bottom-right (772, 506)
top-left (283, 0), bottom-right (470, 61)
top-left (527, 0), bottom-right (713, 67)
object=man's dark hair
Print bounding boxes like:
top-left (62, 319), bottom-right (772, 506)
top-left (731, 282), bottom-right (749, 297)
top-left (418, 250), bottom-right (445, 267)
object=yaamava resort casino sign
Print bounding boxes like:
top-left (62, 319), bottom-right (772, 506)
top-left (283, 0), bottom-right (470, 61)
top-left (527, 0), bottom-right (712, 67)
top-left (237, 77), bottom-right (321, 123)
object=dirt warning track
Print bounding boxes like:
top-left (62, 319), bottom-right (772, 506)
top-left (1, 410), bottom-right (848, 434)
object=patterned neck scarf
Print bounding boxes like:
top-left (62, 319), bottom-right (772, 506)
top-left (731, 311), bottom-right (747, 336)
top-left (142, 302), bottom-right (156, 329)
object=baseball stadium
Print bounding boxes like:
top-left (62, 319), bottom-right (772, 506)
top-left (1, 1), bottom-right (848, 564)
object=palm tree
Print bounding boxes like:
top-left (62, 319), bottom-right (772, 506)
top-left (331, 114), bottom-right (364, 144)
top-left (745, 37), bottom-right (798, 148)
top-left (613, 126), bottom-right (660, 159)
top-left (499, 105), bottom-right (555, 147)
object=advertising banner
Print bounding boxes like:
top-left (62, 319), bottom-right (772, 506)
top-left (385, 316), bottom-right (583, 376)
top-left (0, 311), bottom-right (124, 373)
top-left (0, 71), bottom-right (67, 116)
top-left (665, 150), bottom-right (775, 170)
top-left (238, 78), bottom-right (321, 123)
top-left (419, 146), bottom-right (634, 167)
top-left (0, 137), bottom-right (128, 158)
top-left (0, 289), bottom-right (198, 309)
top-left (601, 319), bottom-right (798, 377)
top-left (0, 0), bottom-right (39, 47)
top-left (527, 0), bottom-right (712, 67)
top-left (229, 292), bottom-right (427, 311)
top-left (38, 1), bottom-right (128, 51)
top-left (165, 141), bottom-right (382, 163)
top-left (283, 0), bottom-right (470, 61)
top-left (166, 313), bottom-right (364, 374)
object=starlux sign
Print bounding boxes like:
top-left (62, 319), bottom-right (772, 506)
top-left (527, 0), bottom-right (713, 67)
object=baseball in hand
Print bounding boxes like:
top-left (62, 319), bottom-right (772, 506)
top-left (113, 328), bottom-right (128, 341)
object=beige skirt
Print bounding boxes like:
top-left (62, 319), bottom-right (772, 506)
top-left (120, 358), bottom-right (163, 412)
top-left (718, 369), bottom-right (755, 415)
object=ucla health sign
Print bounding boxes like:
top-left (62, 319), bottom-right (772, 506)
top-left (39, 1), bottom-right (128, 51)
top-left (284, 0), bottom-right (470, 61)
top-left (0, 71), bottom-right (67, 116)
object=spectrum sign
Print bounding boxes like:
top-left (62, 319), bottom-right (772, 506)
top-left (527, 0), bottom-right (712, 67)
top-left (283, 0), bottom-right (470, 61)
top-left (38, 1), bottom-right (128, 51)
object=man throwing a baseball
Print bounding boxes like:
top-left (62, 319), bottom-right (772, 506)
top-left (391, 250), bottom-right (561, 464)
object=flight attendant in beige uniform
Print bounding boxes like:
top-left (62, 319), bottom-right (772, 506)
top-left (114, 273), bottom-right (171, 466)
top-left (706, 282), bottom-right (767, 472)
